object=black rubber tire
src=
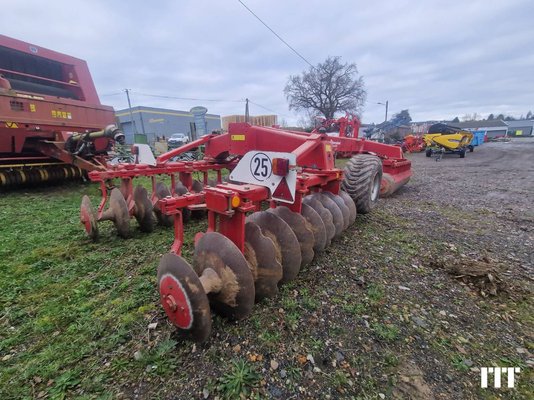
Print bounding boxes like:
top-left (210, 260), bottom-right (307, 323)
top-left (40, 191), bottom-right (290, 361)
top-left (459, 148), bottom-right (466, 158)
top-left (425, 148), bottom-right (432, 157)
top-left (468, 145), bottom-right (474, 153)
top-left (341, 154), bottom-right (382, 214)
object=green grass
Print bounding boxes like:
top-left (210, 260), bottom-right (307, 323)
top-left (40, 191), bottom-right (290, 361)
top-left (0, 183), bottom-right (199, 399)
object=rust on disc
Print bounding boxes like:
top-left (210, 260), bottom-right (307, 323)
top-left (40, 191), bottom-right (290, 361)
top-left (133, 185), bottom-right (155, 232)
top-left (153, 182), bottom-right (174, 227)
top-left (174, 182), bottom-right (192, 222)
top-left (302, 196), bottom-right (335, 246)
top-left (244, 221), bottom-right (283, 301)
top-left (301, 203), bottom-right (327, 253)
top-left (105, 188), bottom-right (130, 238)
top-left (193, 232), bottom-right (255, 320)
top-left (80, 195), bottom-right (99, 240)
top-left (323, 191), bottom-right (350, 230)
top-left (247, 211), bottom-right (302, 284)
top-left (309, 193), bottom-right (344, 237)
top-left (268, 206), bottom-right (315, 267)
top-left (158, 253), bottom-right (212, 342)
top-left (339, 190), bottom-right (357, 225)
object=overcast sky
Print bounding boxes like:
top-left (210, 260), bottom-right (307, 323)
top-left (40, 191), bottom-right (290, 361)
top-left (2, 0), bottom-right (533, 125)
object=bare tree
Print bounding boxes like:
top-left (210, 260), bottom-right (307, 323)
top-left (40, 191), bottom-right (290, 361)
top-left (284, 57), bottom-right (366, 120)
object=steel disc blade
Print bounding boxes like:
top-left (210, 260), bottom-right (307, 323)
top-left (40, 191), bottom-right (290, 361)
top-left (153, 182), bottom-right (174, 227)
top-left (246, 211), bottom-right (302, 284)
top-left (339, 190), bottom-right (357, 225)
top-left (323, 192), bottom-right (350, 230)
top-left (302, 196), bottom-right (336, 246)
top-left (158, 253), bottom-right (212, 342)
top-left (174, 182), bottom-right (192, 222)
top-left (268, 206), bottom-right (315, 267)
top-left (309, 193), bottom-right (344, 237)
top-left (80, 195), bottom-right (98, 240)
top-left (193, 232), bottom-right (255, 320)
top-left (133, 185), bottom-right (155, 232)
top-left (301, 203), bottom-right (327, 253)
top-left (109, 188), bottom-right (130, 238)
top-left (191, 179), bottom-right (204, 192)
top-left (244, 221), bottom-right (283, 301)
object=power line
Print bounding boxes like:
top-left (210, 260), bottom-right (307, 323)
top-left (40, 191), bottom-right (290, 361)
top-left (237, 0), bottom-right (313, 68)
top-left (133, 91), bottom-right (245, 103)
top-left (101, 92), bottom-right (123, 97)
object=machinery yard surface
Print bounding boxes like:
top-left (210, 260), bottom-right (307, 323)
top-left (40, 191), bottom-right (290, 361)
top-left (1, 140), bottom-right (533, 399)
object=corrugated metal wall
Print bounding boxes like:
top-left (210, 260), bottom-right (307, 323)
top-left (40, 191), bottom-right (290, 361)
top-left (116, 106), bottom-right (221, 144)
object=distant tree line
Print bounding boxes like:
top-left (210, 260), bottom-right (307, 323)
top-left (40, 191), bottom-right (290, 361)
top-left (451, 110), bottom-right (533, 123)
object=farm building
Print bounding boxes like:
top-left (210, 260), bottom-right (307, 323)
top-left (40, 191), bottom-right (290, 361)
top-left (450, 120), bottom-right (508, 138)
top-left (505, 119), bottom-right (534, 137)
top-left (115, 106), bottom-right (221, 144)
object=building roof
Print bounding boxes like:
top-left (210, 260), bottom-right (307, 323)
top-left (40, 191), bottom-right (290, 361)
top-left (115, 105), bottom-right (220, 118)
top-left (450, 120), bottom-right (508, 129)
top-left (505, 119), bottom-right (534, 128)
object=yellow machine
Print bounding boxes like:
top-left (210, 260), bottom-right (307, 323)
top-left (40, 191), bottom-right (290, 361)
top-left (424, 124), bottom-right (474, 159)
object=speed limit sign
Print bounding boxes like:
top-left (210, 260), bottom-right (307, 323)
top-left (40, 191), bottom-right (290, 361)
top-left (249, 152), bottom-right (272, 181)
top-left (230, 151), bottom-right (297, 203)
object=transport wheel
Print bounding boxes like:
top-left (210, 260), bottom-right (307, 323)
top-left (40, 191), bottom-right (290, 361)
top-left (468, 145), bottom-right (474, 153)
top-left (459, 148), bottom-right (466, 158)
top-left (133, 186), bottom-right (155, 232)
top-left (341, 154), bottom-right (382, 215)
top-left (158, 253), bottom-right (212, 342)
top-left (244, 221), bottom-right (283, 301)
top-left (425, 148), bottom-right (432, 157)
top-left (193, 232), bottom-right (255, 320)
top-left (247, 211), bottom-right (302, 284)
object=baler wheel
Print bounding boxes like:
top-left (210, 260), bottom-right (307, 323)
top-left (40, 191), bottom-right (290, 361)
top-left (339, 190), bottom-right (357, 225)
top-left (80, 195), bottom-right (99, 240)
top-left (158, 253), bottom-right (212, 342)
top-left (309, 193), bottom-right (344, 237)
top-left (244, 221), bottom-right (283, 301)
top-left (133, 185), bottom-right (155, 232)
top-left (247, 211), bottom-right (302, 284)
top-left (105, 188), bottom-right (131, 238)
top-left (193, 232), bottom-right (255, 320)
top-left (268, 206), bottom-right (315, 267)
top-left (302, 196), bottom-right (335, 246)
top-left (341, 154), bottom-right (382, 214)
top-left (300, 203), bottom-right (327, 253)
top-left (153, 182), bottom-right (174, 227)
top-left (322, 192), bottom-right (351, 230)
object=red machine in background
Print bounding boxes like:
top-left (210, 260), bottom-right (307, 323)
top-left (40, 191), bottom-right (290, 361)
top-left (0, 35), bottom-right (123, 187)
top-left (401, 134), bottom-right (426, 153)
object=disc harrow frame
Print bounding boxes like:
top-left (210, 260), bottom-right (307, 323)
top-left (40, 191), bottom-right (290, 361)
top-left (80, 122), bottom-right (413, 342)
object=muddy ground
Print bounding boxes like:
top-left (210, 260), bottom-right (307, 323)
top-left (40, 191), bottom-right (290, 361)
top-left (144, 139), bottom-right (533, 399)
top-left (1, 139), bottom-right (532, 400)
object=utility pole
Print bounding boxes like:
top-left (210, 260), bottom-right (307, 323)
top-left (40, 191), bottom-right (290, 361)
top-left (245, 98), bottom-right (250, 123)
top-left (377, 101), bottom-right (389, 122)
top-left (124, 88), bottom-right (138, 136)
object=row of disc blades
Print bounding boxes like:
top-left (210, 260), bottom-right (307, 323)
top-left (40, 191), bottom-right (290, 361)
top-left (80, 180), bottom-right (204, 239)
top-left (158, 190), bottom-right (357, 342)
